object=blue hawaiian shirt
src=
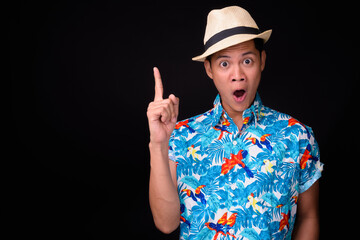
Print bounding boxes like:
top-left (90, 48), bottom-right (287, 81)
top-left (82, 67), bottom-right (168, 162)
top-left (169, 93), bottom-right (323, 240)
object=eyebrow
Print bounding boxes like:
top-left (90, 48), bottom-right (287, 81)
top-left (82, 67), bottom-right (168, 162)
top-left (215, 55), bottom-right (231, 60)
top-left (241, 51), bottom-right (256, 56)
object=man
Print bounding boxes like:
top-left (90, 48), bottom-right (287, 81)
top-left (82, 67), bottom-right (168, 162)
top-left (147, 6), bottom-right (323, 240)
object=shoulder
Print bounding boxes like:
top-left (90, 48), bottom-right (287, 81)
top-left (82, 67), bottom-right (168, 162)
top-left (169, 107), bottom-right (215, 148)
top-left (260, 106), bottom-right (315, 141)
top-left (172, 108), bottom-right (215, 137)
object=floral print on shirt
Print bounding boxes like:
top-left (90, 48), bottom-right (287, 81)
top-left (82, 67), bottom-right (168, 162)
top-left (169, 93), bottom-right (323, 240)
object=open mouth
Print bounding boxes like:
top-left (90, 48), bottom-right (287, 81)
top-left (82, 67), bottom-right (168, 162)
top-left (233, 89), bottom-right (246, 102)
top-left (234, 90), bottom-right (245, 98)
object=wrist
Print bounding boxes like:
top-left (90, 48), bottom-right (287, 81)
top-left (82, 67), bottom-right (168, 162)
top-left (149, 141), bottom-right (171, 168)
top-left (149, 140), bottom-right (168, 150)
top-left (149, 141), bottom-right (169, 156)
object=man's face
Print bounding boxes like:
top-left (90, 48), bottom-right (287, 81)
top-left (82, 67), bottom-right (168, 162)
top-left (204, 40), bottom-right (266, 118)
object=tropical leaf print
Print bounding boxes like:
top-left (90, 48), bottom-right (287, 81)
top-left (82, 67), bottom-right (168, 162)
top-left (168, 93), bottom-right (323, 240)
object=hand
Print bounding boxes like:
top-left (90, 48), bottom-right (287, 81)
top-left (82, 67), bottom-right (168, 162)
top-left (147, 67), bottom-right (179, 146)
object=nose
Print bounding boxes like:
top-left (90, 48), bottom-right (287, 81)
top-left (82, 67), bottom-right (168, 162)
top-left (231, 65), bottom-right (245, 82)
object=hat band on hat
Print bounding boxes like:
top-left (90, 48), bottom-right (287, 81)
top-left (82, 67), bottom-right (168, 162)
top-left (204, 26), bottom-right (260, 51)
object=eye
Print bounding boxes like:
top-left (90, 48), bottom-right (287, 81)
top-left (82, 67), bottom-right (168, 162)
top-left (243, 58), bottom-right (253, 65)
top-left (220, 61), bottom-right (229, 68)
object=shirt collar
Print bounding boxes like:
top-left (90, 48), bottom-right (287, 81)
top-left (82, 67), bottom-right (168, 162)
top-left (211, 92), bottom-right (263, 129)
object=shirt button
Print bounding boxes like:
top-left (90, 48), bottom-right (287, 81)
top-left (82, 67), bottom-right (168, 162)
top-left (232, 140), bottom-right (237, 145)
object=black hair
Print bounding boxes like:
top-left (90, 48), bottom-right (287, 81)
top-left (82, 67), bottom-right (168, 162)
top-left (253, 38), bottom-right (264, 54)
top-left (205, 38), bottom-right (264, 63)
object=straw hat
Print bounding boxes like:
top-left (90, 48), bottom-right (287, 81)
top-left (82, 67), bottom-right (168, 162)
top-left (192, 6), bottom-right (272, 62)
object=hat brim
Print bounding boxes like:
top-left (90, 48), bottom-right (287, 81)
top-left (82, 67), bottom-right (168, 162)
top-left (192, 29), bottom-right (272, 62)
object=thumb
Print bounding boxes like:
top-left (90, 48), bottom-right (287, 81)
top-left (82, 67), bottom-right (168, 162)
top-left (169, 94), bottom-right (179, 121)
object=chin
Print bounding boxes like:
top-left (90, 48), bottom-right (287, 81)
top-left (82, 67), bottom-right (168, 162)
top-left (226, 100), bottom-right (248, 113)
top-left (232, 104), bottom-right (248, 113)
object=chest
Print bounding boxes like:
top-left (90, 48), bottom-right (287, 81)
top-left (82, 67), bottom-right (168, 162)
top-left (176, 123), bottom-right (302, 211)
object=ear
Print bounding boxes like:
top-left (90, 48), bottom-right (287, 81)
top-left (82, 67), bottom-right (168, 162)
top-left (204, 59), bottom-right (213, 79)
top-left (260, 50), bottom-right (266, 72)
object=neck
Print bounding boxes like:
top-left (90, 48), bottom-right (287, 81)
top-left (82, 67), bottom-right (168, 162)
top-left (232, 115), bottom-right (244, 131)
top-left (222, 105), bottom-right (244, 131)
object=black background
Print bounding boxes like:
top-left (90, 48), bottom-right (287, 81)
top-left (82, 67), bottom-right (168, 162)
top-left (10, 0), bottom-right (359, 239)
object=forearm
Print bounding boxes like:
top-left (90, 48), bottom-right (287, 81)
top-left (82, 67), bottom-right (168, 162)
top-left (149, 142), bottom-right (180, 233)
top-left (292, 216), bottom-right (319, 240)
top-left (292, 181), bottom-right (320, 240)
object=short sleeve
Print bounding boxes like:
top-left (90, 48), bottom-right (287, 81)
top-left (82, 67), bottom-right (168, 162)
top-left (168, 132), bottom-right (177, 163)
top-left (298, 126), bottom-right (324, 193)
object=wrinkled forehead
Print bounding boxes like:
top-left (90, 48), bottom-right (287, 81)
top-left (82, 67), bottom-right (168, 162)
top-left (213, 40), bottom-right (257, 58)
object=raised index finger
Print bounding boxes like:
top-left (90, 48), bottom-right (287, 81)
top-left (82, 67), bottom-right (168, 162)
top-left (153, 67), bottom-right (163, 101)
